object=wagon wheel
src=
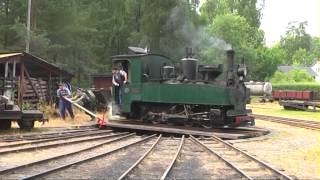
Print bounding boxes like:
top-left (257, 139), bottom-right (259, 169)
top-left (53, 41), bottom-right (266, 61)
top-left (0, 120), bottom-right (11, 130)
top-left (18, 119), bottom-right (35, 130)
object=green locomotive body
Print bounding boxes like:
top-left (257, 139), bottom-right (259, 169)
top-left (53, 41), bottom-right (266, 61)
top-left (112, 47), bottom-right (254, 127)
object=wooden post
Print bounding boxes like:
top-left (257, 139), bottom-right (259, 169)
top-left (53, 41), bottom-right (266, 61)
top-left (4, 62), bottom-right (8, 78)
top-left (19, 62), bottom-right (25, 107)
top-left (4, 62), bottom-right (8, 98)
top-left (49, 72), bottom-right (52, 104)
top-left (13, 61), bottom-right (16, 78)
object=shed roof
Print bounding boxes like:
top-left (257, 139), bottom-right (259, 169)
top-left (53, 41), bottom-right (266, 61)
top-left (0, 53), bottom-right (22, 58)
top-left (112, 53), bottom-right (170, 61)
top-left (0, 52), bottom-right (73, 78)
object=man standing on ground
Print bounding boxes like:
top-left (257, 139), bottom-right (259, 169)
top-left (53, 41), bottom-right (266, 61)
top-left (57, 83), bottom-right (75, 119)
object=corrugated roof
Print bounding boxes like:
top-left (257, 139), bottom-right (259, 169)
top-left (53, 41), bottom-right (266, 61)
top-left (278, 65), bottom-right (318, 76)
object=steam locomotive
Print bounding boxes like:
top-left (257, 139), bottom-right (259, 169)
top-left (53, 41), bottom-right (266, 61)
top-left (110, 47), bottom-right (254, 128)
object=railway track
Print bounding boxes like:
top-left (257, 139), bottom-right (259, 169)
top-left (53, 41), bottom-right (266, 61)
top-left (118, 135), bottom-right (184, 180)
top-left (117, 135), bottom-right (292, 180)
top-left (190, 136), bottom-right (292, 179)
top-left (0, 129), bottom-right (113, 149)
top-left (0, 126), bottom-right (97, 142)
top-left (0, 129), bottom-right (292, 179)
top-left (0, 130), bottom-right (125, 155)
top-left (253, 114), bottom-right (320, 130)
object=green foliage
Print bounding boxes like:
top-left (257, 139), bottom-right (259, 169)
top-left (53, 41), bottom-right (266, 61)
top-left (0, 0), bottom-right (318, 84)
top-left (310, 37), bottom-right (320, 60)
top-left (200, 0), bottom-right (263, 28)
top-left (252, 45), bottom-right (287, 80)
top-left (270, 70), bottom-right (315, 83)
top-left (280, 21), bottom-right (312, 64)
top-left (272, 83), bottom-right (320, 91)
top-left (210, 14), bottom-right (251, 48)
top-left (292, 48), bottom-right (313, 66)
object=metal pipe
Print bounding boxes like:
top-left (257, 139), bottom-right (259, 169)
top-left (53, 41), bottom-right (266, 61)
top-left (226, 50), bottom-right (235, 86)
top-left (226, 49), bottom-right (234, 74)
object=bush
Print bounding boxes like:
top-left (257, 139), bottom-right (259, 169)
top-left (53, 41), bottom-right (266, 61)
top-left (270, 69), bottom-right (315, 83)
top-left (273, 83), bottom-right (320, 91)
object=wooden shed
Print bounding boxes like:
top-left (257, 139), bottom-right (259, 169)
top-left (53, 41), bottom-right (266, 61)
top-left (0, 52), bottom-right (73, 108)
top-left (91, 74), bottom-right (112, 90)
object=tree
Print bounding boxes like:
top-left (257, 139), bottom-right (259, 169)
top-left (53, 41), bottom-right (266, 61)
top-left (0, 0), bottom-right (27, 50)
top-left (280, 21), bottom-right (312, 64)
top-left (200, 0), bottom-right (263, 28)
top-left (206, 13), bottom-right (265, 79)
top-left (292, 48), bottom-right (312, 66)
top-left (209, 14), bottom-right (252, 48)
top-left (310, 37), bottom-right (320, 61)
top-left (253, 45), bottom-right (287, 80)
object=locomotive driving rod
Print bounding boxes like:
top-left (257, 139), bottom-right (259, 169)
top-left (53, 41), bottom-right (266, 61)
top-left (64, 97), bottom-right (107, 127)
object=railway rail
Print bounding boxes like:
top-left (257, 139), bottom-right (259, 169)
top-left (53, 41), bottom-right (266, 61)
top-left (0, 128), bottom-right (292, 179)
top-left (0, 126), bottom-right (97, 142)
top-left (0, 129), bottom-right (113, 148)
top-left (0, 131), bottom-right (127, 155)
top-left (253, 114), bottom-right (320, 130)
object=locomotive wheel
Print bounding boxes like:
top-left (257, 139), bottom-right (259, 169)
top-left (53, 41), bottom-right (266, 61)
top-left (184, 120), bottom-right (194, 127)
top-left (151, 119), bottom-right (160, 124)
top-left (139, 106), bottom-right (149, 123)
top-left (201, 120), bottom-right (213, 129)
top-left (18, 119), bottom-right (35, 130)
top-left (0, 120), bottom-right (11, 130)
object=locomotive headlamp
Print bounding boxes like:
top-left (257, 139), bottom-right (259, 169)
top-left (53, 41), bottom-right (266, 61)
top-left (237, 57), bottom-right (247, 80)
top-left (237, 64), bottom-right (247, 81)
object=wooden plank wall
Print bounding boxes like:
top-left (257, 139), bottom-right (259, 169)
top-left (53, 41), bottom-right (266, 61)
top-left (15, 77), bottom-right (48, 105)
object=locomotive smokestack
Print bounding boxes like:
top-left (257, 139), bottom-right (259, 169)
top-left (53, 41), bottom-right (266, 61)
top-left (226, 49), bottom-right (234, 71)
top-left (226, 49), bottom-right (235, 86)
top-left (185, 47), bottom-right (194, 58)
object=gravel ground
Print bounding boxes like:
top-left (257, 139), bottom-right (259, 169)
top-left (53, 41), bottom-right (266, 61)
top-left (233, 119), bottom-right (320, 179)
top-left (127, 137), bottom-right (181, 179)
top-left (167, 139), bottom-right (241, 179)
top-left (0, 134), bottom-right (142, 179)
top-left (35, 135), bottom-right (153, 180)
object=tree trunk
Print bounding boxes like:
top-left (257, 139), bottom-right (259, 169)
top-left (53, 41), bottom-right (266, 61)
top-left (31, 0), bottom-right (37, 31)
top-left (4, 0), bottom-right (9, 49)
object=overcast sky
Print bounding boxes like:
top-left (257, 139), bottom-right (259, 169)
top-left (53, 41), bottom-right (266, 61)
top-left (260, 0), bottom-right (320, 46)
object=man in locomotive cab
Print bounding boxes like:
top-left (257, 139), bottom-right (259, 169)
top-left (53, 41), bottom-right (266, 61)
top-left (112, 66), bottom-right (127, 105)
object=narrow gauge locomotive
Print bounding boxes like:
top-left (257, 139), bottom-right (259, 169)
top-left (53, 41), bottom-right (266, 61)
top-left (112, 47), bottom-right (254, 128)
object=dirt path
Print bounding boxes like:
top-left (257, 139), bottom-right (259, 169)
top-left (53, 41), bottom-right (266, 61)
top-left (233, 120), bottom-right (320, 179)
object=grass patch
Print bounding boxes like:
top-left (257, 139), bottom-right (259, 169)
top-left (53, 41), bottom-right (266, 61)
top-left (248, 102), bottom-right (320, 122)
